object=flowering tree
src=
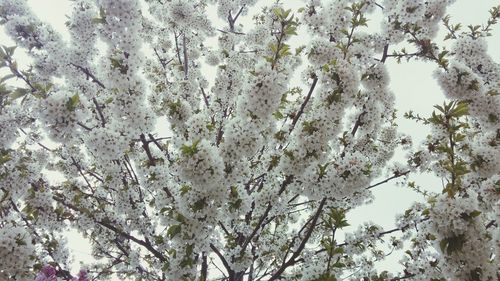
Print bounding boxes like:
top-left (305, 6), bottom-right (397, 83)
top-left (0, 0), bottom-right (498, 280)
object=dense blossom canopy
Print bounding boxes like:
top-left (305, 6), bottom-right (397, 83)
top-left (0, 0), bottom-right (498, 280)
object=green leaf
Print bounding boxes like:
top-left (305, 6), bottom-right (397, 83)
top-left (1, 74), bottom-right (16, 83)
top-left (440, 234), bottom-right (466, 255)
top-left (327, 208), bottom-right (349, 229)
top-left (317, 163), bottom-right (329, 179)
top-left (66, 93), bottom-right (80, 111)
top-left (92, 18), bottom-right (106, 24)
top-left (314, 273), bottom-right (337, 281)
top-left (283, 9), bottom-right (291, 19)
top-left (283, 149), bottom-right (295, 160)
top-left (268, 155), bottom-right (280, 171)
top-left (0, 152), bottom-right (11, 165)
top-left (302, 120), bottom-right (319, 135)
top-left (273, 8), bottom-right (283, 18)
top-left (191, 198), bottom-right (206, 211)
top-left (10, 88), bottom-right (29, 100)
top-left (272, 111), bottom-right (284, 120)
top-left (433, 104), bottom-right (445, 113)
top-left (154, 235), bottom-right (164, 244)
top-left (295, 46), bottom-right (306, 56)
top-left (269, 43), bottom-right (278, 53)
top-left (439, 238), bottom-right (447, 253)
top-left (167, 224), bottom-right (182, 238)
top-left (180, 139), bottom-right (201, 157)
top-left (180, 185), bottom-right (191, 196)
top-left (285, 25), bottom-right (297, 35)
top-left (450, 101), bottom-right (469, 117)
top-left (264, 56), bottom-right (274, 63)
top-left (331, 262), bottom-right (345, 268)
top-left (33, 83), bottom-right (53, 96)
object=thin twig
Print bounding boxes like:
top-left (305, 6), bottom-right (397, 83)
top-left (10, 198), bottom-right (74, 280)
top-left (217, 29), bottom-right (246, 35)
top-left (182, 33), bottom-right (188, 80)
top-left (92, 97), bottom-right (106, 127)
top-left (232, 5), bottom-right (246, 23)
top-left (485, 220), bottom-right (496, 229)
top-left (366, 170), bottom-right (410, 190)
top-left (140, 133), bottom-right (156, 166)
top-left (174, 31), bottom-right (182, 65)
top-left (289, 76), bottom-right (318, 133)
top-left (241, 175), bottom-right (294, 253)
top-left (54, 195), bottom-right (167, 262)
top-left (268, 198), bottom-right (327, 281)
top-left (71, 63), bottom-right (106, 89)
top-left (19, 128), bottom-right (53, 152)
top-left (77, 121), bottom-right (93, 131)
top-left (124, 155), bottom-right (139, 184)
top-left (153, 48), bottom-right (168, 69)
top-left (200, 87), bottom-right (210, 107)
top-left (71, 157), bottom-right (93, 190)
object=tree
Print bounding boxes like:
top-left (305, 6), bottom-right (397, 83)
top-left (0, 0), bottom-right (498, 280)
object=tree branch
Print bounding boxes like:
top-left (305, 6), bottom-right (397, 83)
top-left (228, 5), bottom-right (246, 31)
top-left (365, 170), bottom-right (410, 190)
top-left (380, 44), bottom-right (389, 63)
top-left (53, 195), bottom-right (167, 263)
top-left (268, 198), bottom-right (327, 281)
top-left (92, 97), bottom-right (106, 127)
top-left (70, 156), bottom-right (93, 191)
top-left (174, 30), bottom-right (183, 65)
top-left (140, 133), bottom-right (156, 166)
top-left (351, 110), bottom-right (366, 136)
top-left (240, 175), bottom-right (293, 253)
top-left (201, 252), bottom-right (208, 281)
top-left (77, 121), bottom-right (93, 131)
top-left (71, 63), bottom-right (106, 89)
top-left (200, 87), bottom-right (210, 108)
top-left (289, 76), bottom-right (318, 133)
top-left (210, 244), bottom-right (231, 273)
top-left (182, 33), bottom-right (188, 80)
top-left (10, 199), bottom-right (74, 280)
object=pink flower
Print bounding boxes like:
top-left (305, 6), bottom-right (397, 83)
top-left (71, 269), bottom-right (89, 281)
top-left (35, 265), bottom-right (57, 281)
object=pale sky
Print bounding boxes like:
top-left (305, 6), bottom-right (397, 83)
top-left (1, 0), bottom-right (499, 278)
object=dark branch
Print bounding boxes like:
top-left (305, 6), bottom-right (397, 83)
top-left (210, 244), bottom-right (231, 273)
top-left (140, 133), bottom-right (156, 166)
top-left (92, 97), bottom-right (106, 127)
top-left (268, 198), bottom-right (327, 281)
top-left (71, 63), bottom-right (106, 89)
top-left (53, 195), bottom-right (167, 262)
top-left (182, 33), bottom-right (188, 80)
top-left (380, 44), bottom-right (389, 63)
top-left (70, 157), bottom-right (93, 190)
top-left (289, 76), bottom-right (318, 133)
top-left (351, 110), bottom-right (366, 136)
top-left (200, 87), bottom-right (210, 107)
top-left (366, 170), bottom-right (410, 190)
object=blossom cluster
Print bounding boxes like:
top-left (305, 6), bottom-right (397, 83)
top-left (35, 265), bottom-right (90, 281)
top-left (0, 0), bottom-right (498, 280)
